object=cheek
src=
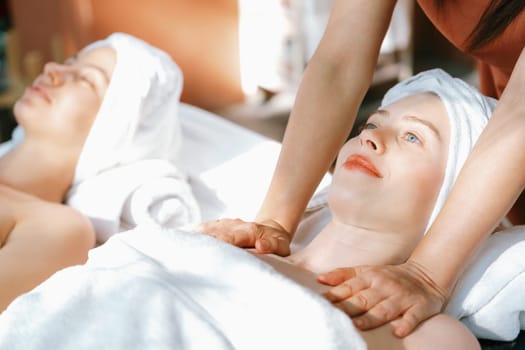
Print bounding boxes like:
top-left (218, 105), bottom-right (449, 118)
top-left (335, 139), bottom-right (359, 166)
top-left (55, 92), bottom-right (101, 130)
top-left (398, 160), bottom-right (445, 209)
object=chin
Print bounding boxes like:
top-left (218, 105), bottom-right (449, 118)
top-left (13, 100), bottom-right (40, 129)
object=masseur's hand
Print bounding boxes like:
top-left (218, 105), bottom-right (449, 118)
top-left (197, 218), bottom-right (292, 256)
top-left (318, 261), bottom-right (449, 337)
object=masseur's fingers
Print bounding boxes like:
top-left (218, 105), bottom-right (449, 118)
top-left (197, 218), bottom-right (292, 256)
top-left (350, 296), bottom-right (407, 330)
top-left (336, 288), bottom-right (388, 317)
top-left (321, 273), bottom-right (370, 304)
top-left (317, 266), bottom-right (366, 286)
top-left (198, 218), bottom-right (260, 247)
top-left (318, 262), bottom-right (448, 337)
top-left (391, 302), bottom-right (443, 338)
top-left (254, 231), bottom-right (291, 256)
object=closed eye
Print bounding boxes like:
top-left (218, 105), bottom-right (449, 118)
top-left (76, 73), bottom-right (95, 89)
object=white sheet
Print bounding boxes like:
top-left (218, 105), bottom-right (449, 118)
top-left (0, 226), bottom-right (366, 350)
top-left (177, 103), bottom-right (332, 222)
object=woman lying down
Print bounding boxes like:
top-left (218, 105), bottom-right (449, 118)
top-left (0, 69), bottom-right (494, 350)
top-left (0, 33), bottom-right (199, 310)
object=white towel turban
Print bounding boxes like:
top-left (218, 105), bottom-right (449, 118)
top-left (73, 32), bottom-right (184, 185)
top-left (380, 68), bottom-right (497, 232)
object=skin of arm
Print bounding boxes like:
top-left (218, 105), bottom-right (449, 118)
top-left (410, 46), bottom-right (525, 292)
top-left (198, 0), bottom-right (398, 255)
top-left (255, 0), bottom-right (397, 236)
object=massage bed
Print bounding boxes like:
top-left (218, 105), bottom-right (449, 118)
top-left (0, 103), bottom-right (523, 349)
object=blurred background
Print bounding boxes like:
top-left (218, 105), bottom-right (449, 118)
top-left (0, 0), bottom-right (476, 142)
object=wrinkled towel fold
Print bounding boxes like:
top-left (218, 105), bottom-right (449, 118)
top-left (0, 227), bottom-right (366, 350)
top-left (445, 226), bottom-right (525, 341)
top-left (74, 33), bottom-right (184, 185)
top-left (66, 159), bottom-right (200, 243)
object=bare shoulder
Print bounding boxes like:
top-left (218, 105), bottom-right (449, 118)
top-left (0, 185), bottom-right (18, 246)
top-left (0, 183), bottom-right (94, 247)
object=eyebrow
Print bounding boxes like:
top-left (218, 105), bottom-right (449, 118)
top-left (372, 109), bottom-right (442, 141)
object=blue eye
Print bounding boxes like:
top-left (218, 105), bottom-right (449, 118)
top-left (405, 133), bottom-right (420, 143)
top-left (361, 122), bottom-right (377, 131)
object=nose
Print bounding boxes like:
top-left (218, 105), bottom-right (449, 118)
top-left (359, 128), bottom-right (386, 154)
top-left (42, 62), bottom-right (68, 85)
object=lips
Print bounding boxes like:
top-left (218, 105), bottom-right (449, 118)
top-left (27, 84), bottom-right (52, 103)
top-left (343, 154), bottom-right (382, 178)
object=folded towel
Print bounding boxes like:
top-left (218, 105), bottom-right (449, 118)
top-left (381, 68), bottom-right (497, 231)
top-left (66, 159), bottom-right (200, 243)
top-left (58, 33), bottom-right (200, 241)
top-left (73, 32), bottom-right (183, 186)
top-left (0, 227), bottom-right (366, 350)
top-left (121, 175), bottom-right (200, 230)
top-left (445, 226), bottom-right (525, 341)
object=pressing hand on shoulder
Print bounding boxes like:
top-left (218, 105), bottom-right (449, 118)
top-left (197, 218), bottom-right (292, 256)
top-left (317, 261), bottom-right (449, 338)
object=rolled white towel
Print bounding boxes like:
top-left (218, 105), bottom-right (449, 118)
top-left (67, 159), bottom-right (200, 243)
top-left (122, 175), bottom-right (201, 231)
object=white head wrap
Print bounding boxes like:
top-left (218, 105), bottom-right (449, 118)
top-left (73, 33), bottom-right (183, 185)
top-left (380, 68), bottom-right (497, 232)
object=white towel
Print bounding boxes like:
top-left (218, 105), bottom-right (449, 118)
top-left (0, 227), bottom-right (366, 350)
top-left (73, 32), bottom-right (183, 185)
top-left (445, 226), bottom-right (525, 341)
top-left (381, 68), bottom-right (497, 231)
top-left (67, 159), bottom-right (200, 244)
top-left (61, 33), bottom-right (200, 241)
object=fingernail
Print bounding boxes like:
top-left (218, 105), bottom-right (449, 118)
top-left (393, 327), bottom-right (405, 338)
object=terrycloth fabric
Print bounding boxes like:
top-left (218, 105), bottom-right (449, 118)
top-left (445, 226), bottom-right (525, 341)
top-left (0, 227), bottom-right (366, 350)
top-left (66, 159), bottom-right (200, 244)
top-left (62, 33), bottom-right (200, 240)
top-left (73, 32), bottom-right (183, 185)
top-left (381, 68), bottom-right (497, 232)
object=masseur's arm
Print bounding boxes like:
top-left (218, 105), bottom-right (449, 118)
top-left (319, 47), bottom-right (525, 337)
top-left (412, 46), bottom-right (525, 303)
top-left (199, 0), bottom-right (397, 254)
top-left (256, 0), bottom-right (396, 234)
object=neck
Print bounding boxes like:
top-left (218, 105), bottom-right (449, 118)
top-left (0, 139), bottom-right (78, 202)
top-left (288, 218), bottom-right (420, 274)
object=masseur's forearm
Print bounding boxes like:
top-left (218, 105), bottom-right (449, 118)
top-left (409, 47), bottom-right (525, 295)
top-left (256, 0), bottom-right (397, 234)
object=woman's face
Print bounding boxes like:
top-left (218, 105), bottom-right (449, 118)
top-left (329, 92), bottom-right (450, 237)
top-left (13, 46), bottom-right (116, 149)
